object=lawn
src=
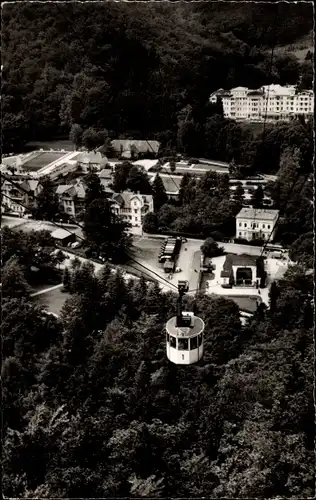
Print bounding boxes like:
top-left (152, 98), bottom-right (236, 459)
top-left (131, 238), bottom-right (162, 267)
top-left (25, 139), bottom-right (74, 152)
top-left (228, 295), bottom-right (261, 313)
top-left (239, 121), bottom-right (274, 138)
top-left (34, 286), bottom-right (70, 316)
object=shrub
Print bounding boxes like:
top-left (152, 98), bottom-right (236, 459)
top-left (201, 237), bottom-right (225, 258)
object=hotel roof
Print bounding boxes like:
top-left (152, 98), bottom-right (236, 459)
top-left (237, 208), bottom-right (279, 220)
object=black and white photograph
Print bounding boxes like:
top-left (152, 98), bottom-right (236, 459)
top-left (1, 0), bottom-right (314, 497)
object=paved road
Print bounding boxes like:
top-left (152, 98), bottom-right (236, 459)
top-left (4, 217), bottom-right (266, 257)
top-left (30, 283), bottom-right (63, 297)
top-left (187, 251), bottom-right (201, 293)
top-left (141, 234), bottom-right (265, 256)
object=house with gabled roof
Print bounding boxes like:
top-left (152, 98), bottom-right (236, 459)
top-left (111, 191), bottom-right (154, 227)
top-left (220, 253), bottom-right (261, 288)
top-left (97, 168), bottom-right (114, 191)
top-left (56, 180), bottom-right (86, 219)
top-left (1, 178), bottom-right (42, 215)
top-left (111, 140), bottom-right (160, 159)
top-left (75, 151), bottom-right (109, 171)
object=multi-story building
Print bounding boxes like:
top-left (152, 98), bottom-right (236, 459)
top-left (1, 179), bottom-right (42, 215)
top-left (97, 168), bottom-right (114, 192)
top-left (111, 191), bottom-right (154, 227)
top-left (210, 84), bottom-right (314, 122)
top-left (56, 180), bottom-right (86, 219)
top-left (236, 207), bottom-right (279, 241)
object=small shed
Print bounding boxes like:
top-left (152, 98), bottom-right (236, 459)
top-left (51, 228), bottom-right (76, 247)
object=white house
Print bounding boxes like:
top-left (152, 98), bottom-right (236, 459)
top-left (111, 191), bottom-right (154, 227)
top-left (236, 207), bottom-right (279, 241)
top-left (210, 84), bottom-right (314, 122)
top-left (220, 253), bottom-right (260, 288)
top-left (75, 151), bottom-right (109, 172)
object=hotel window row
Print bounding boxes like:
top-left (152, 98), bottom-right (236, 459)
top-left (239, 222), bottom-right (271, 229)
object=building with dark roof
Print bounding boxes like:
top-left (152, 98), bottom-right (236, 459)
top-left (220, 253), bottom-right (261, 288)
top-left (111, 191), bottom-right (154, 227)
top-left (51, 228), bottom-right (76, 247)
top-left (111, 140), bottom-right (160, 159)
top-left (1, 178), bottom-right (42, 215)
top-left (55, 180), bottom-right (87, 219)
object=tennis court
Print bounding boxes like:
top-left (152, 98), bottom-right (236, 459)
top-left (22, 152), bottom-right (66, 171)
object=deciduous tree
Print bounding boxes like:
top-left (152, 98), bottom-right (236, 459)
top-left (69, 123), bottom-right (83, 150)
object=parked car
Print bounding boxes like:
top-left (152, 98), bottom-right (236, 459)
top-left (71, 241), bottom-right (81, 249)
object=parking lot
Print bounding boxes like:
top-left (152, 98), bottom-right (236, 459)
top-left (132, 236), bottom-right (202, 292)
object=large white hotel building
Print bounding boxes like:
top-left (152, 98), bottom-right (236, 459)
top-left (209, 84), bottom-right (314, 122)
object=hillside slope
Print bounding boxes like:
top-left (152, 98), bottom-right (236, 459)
top-left (2, 2), bottom-right (313, 152)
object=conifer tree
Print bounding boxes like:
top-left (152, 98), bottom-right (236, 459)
top-left (269, 281), bottom-right (280, 314)
top-left (70, 256), bottom-right (81, 271)
top-left (71, 262), bottom-right (96, 296)
top-left (34, 178), bottom-right (61, 221)
top-left (84, 172), bottom-right (105, 208)
top-left (178, 173), bottom-right (191, 205)
top-left (62, 267), bottom-right (71, 292)
top-left (2, 257), bottom-right (30, 299)
top-left (144, 281), bottom-right (163, 315)
top-left (233, 184), bottom-right (245, 205)
top-left (97, 263), bottom-right (113, 295)
top-left (152, 174), bottom-right (168, 212)
top-left (251, 185), bottom-right (264, 209)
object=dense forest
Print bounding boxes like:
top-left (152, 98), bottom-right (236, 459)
top-left (2, 2), bottom-right (313, 153)
top-left (2, 3), bottom-right (315, 496)
top-left (2, 224), bottom-right (314, 497)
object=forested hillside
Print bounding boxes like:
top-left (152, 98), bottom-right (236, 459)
top-left (2, 227), bottom-right (314, 496)
top-left (2, 2), bottom-right (313, 152)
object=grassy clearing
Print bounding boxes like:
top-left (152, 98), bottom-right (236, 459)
top-left (25, 139), bottom-right (74, 152)
top-left (228, 295), bottom-right (260, 313)
top-left (274, 31), bottom-right (313, 62)
top-left (239, 121), bottom-right (274, 138)
top-left (34, 286), bottom-right (70, 315)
